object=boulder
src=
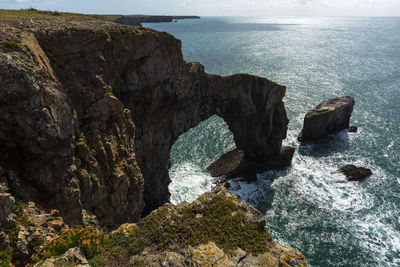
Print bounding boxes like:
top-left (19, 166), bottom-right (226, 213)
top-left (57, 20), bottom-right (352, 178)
top-left (338, 165), bottom-right (372, 181)
top-left (35, 247), bottom-right (89, 267)
top-left (0, 193), bottom-right (16, 228)
top-left (348, 126), bottom-right (358, 133)
top-left (0, 231), bottom-right (10, 250)
top-left (298, 96), bottom-right (355, 142)
top-left (206, 146), bottom-right (295, 183)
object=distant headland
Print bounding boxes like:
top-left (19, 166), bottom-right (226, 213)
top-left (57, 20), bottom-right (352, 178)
top-left (95, 14), bottom-right (201, 26)
top-left (0, 8), bottom-right (200, 27)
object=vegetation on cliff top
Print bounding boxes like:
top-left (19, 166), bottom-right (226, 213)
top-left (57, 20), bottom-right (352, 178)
top-left (0, 8), bottom-right (179, 23)
top-left (139, 194), bottom-right (272, 255)
top-left (31, 226), bottom-right (145, 266)
top-left (29, 192), bottom-right (273, 265)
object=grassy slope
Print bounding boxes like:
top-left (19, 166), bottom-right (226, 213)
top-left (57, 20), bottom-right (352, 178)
top-left (0, 9), bottom-right (157, 22)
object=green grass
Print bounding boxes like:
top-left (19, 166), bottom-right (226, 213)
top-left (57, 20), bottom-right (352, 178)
top-left (139, 194), bottom-right (271, 255)
top-left (0, 8), bottom-right (150, 22)
top-left (30, 238), bottom-right (45, 249)
top-left (7, 200), bottom-right (31, 244)
top-left (0, 248), bottom-right (13, 266)
top-left (88, 255), bottom-right (104, 267)
top-left (0, 8), bottom-right (90, 19)
top-left (2, 40), bottom-right (20, 49)
top-left (13, 200), bottom-right (31, 227)
top-left (32, 226), bottom-right (104, 263)
top-left (105, 86), bottom-right (113, 96)
top-left (31, 226), bottom-right (145, 266)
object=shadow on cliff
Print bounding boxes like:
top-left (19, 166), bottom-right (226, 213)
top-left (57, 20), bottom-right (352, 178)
top-left (298, 130), bottom-right (350, 157)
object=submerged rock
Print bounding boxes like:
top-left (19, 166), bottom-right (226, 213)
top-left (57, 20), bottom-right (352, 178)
top-left (206, 146), bottom-right (294, 183)
top-left (298, 96), bottom-right (355, 142)
top-left (338, 165), bottom-right (372, 181)
top-left (348, 126), bottom-right (358, 133)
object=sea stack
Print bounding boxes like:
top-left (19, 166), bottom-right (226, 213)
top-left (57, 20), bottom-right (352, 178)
top-left (298, 96), bottom-right (355, 142)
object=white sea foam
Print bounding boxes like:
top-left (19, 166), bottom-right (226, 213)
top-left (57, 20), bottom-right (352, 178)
top-left (161, 16), bottom-right (400, 266)
top-left (168, 162), bottom-right (215, 205)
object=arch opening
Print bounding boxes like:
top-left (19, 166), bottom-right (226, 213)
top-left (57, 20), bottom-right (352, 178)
top-left (168, 115), bottom-right (235, 204)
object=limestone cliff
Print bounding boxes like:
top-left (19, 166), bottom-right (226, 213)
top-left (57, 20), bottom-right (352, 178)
top-left (0, 12), bottom-right (305, 266)
top-left (1, 15), bottom-right (289, 221)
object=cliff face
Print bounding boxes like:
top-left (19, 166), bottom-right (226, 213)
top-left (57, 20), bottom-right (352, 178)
top-left (0, 16), bottom-right (288, 224)
top-left (0, 20), bottom-right (145, 227)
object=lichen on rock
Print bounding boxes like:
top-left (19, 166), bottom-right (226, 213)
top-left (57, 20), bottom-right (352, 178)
top-left (132, 187), bottom-right (308, 266)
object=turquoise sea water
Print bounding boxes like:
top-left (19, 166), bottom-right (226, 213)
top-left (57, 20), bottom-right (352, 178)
top-left (143, 17), bottom-right (400, 266)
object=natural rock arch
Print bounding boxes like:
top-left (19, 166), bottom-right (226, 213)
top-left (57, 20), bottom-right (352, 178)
top-left (118, 62), bottom-right (289, 214)
top-left (1, 24), bottom-right (290, 225)
top-left (169, 114), bottom-right (235, 169)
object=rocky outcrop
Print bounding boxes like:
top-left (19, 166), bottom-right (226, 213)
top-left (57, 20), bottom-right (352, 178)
top-left (134, 241), bottom-right (307, 267)
top-left (348, 126), bottom-right (358, 133)
top-left (0, 15), bottom-right (288, 225)
top-left (0, 19), bottom-right (145, 227)
top-left (338, 165), bottom-right (372, 181)
top-left (207, 146), bottom-right (295, 183)
top-left (35, 247), bottom-right (90, 267)
top-left (26, 187), bottom-right (307, 266)
top-left (119, 57), bottom-right (289, 214)
top-left (131, 187), bottom-right (308, 266)
top-left (298, 96), bottom-right (355, 142)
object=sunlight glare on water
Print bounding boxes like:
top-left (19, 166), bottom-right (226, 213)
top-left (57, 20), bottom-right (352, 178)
top-left (146, 17), bottom-right (400, 266)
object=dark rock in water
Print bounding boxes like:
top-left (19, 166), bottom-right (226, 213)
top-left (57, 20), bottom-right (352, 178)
top-left (206, 146), bottom-right (295, 183)
top-left (348, 126), bottom-right (358, 133)
top-left (339, 165), bottom-right (372, 181)
top-left (298, 96), bottom-right (355, 142)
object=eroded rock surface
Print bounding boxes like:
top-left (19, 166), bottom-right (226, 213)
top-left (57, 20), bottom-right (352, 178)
top-left (298, 96), bottom-right (355, 142)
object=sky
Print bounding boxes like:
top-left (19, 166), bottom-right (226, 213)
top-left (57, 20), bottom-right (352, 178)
top-left (0, 0), bottom-right (400, 17)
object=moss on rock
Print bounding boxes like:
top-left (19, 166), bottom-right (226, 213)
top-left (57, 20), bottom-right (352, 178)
top-left (139, 187), bottom-right (271, 255)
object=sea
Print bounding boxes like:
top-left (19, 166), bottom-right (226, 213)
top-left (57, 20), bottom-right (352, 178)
top-left (142, 17), bottom-right (400, 267)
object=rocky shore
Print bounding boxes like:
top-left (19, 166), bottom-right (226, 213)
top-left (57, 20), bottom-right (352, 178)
top-left (0, 10), bottom-right (307, 266)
